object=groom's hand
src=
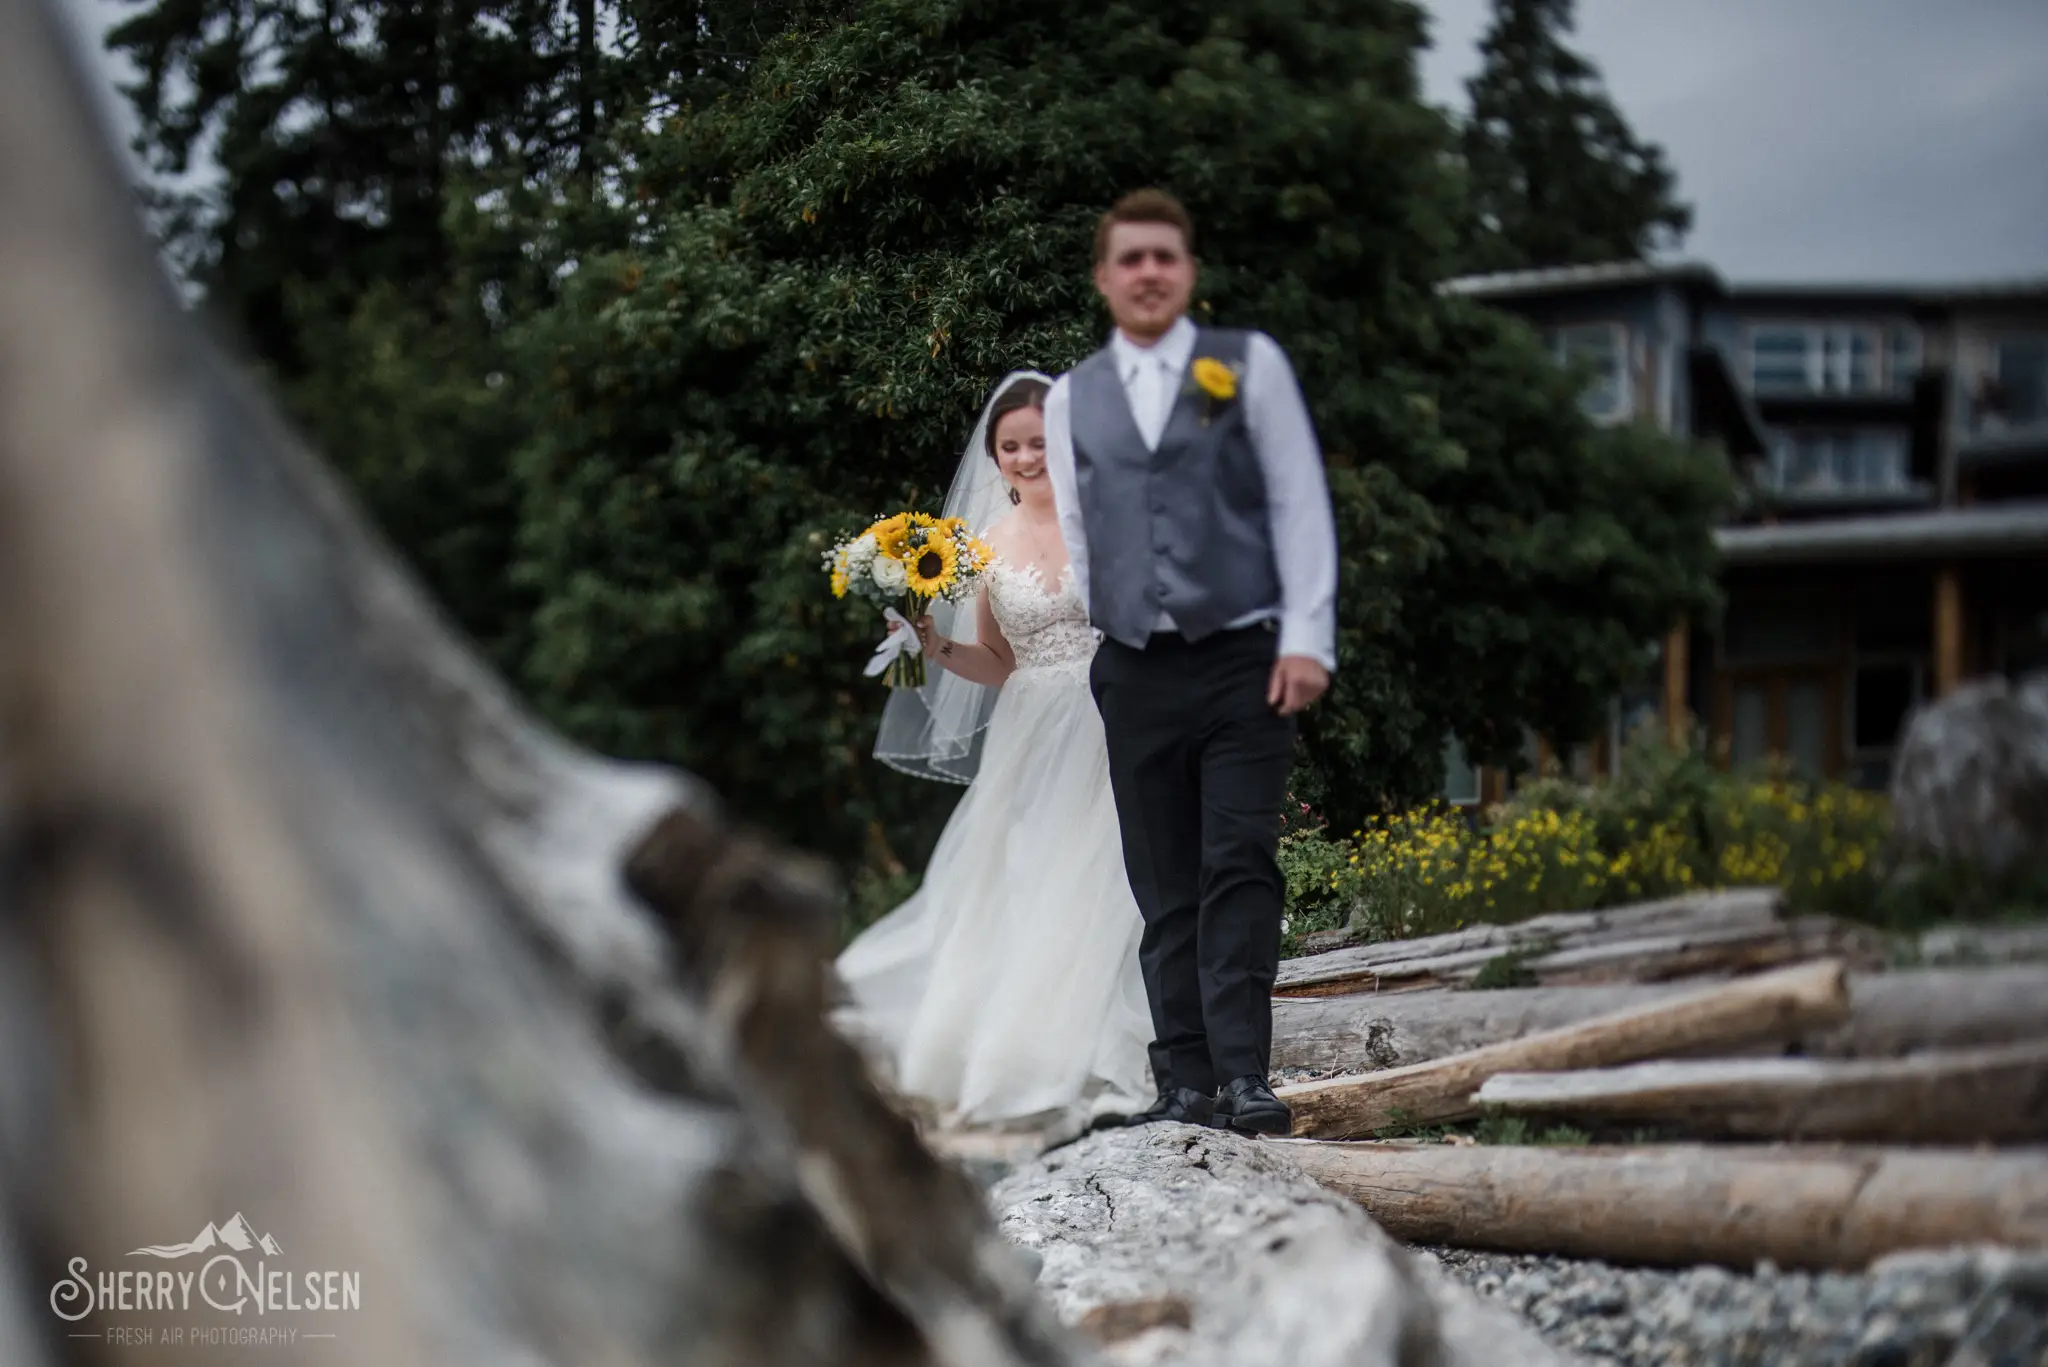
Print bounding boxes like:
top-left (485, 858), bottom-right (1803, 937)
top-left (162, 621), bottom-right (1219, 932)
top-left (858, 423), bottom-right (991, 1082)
top-left (1268, 656), bottom-right (1330, 716)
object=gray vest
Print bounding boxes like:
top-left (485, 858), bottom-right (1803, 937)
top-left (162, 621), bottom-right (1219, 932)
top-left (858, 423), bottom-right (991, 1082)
top-left (1070, 327), bottom-right (1281, 649)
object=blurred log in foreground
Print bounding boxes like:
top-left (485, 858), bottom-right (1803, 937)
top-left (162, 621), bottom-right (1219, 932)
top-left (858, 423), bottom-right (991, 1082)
top-left (992, 1128), bottom-right (1575, 1367)
top-left (0, 4), bottom-right (1071, 1364)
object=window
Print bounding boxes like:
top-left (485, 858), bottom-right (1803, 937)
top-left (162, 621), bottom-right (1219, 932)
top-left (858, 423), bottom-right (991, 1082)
top-left (1746, 323), bottom-right (1891, 395)
top-left (2007, 609), bottom-right (2048, 679)
top-left (1886, 327), bottom-right (1922, 396)
top-left (1827, 329), bottom-right (1878, 393)
top-left (1783, 680), bottom-right (1830, 782)
top-left (1848, 655), bottom-right (1927, 789)
top-left (1750, 329), bottom-right (1811, 392)
top-left (1762, 429), bottom-right (1911, 496)
top-left (1730, 684), bottom-right (1769, 766)
top-left (1720, 668), bottom-right (1839, 781)
top-left (1552, 322), bottom-right (1631, 421)
top-left (1852, 660), bottom-right (1924, 753)
top-left (1442, 734), bottom-right (1481, 807)
top-left (1996, 336), bottom-right (2048, 426)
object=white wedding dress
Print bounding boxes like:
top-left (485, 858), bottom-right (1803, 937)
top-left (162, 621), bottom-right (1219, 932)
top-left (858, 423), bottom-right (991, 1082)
top-left (833, 559), bottom-right (1155, 1131)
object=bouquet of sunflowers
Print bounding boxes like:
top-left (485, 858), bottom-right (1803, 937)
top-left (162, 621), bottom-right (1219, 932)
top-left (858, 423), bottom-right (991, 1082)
top-left (825, 511), bottom-right (996, 688)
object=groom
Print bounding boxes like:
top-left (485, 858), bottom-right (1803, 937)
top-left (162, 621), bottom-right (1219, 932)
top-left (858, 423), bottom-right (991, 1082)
top-left (1044, 189), bottom-right (1339, 1137)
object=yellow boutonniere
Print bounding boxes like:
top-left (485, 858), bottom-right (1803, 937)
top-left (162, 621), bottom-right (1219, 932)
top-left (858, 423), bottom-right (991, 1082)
top-left (1188, 356), bottom-right (1241, 425)
top-left (1191, 356), bottom-right (1239, 402)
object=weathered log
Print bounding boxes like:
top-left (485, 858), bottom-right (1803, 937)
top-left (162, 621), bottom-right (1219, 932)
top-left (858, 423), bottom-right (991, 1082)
top-left (1529, 915), bottom-right (1883, 987)
top-left (1283, 921), bottom-right (1863, 998)
top-left (1274, 892), bottom-right (1886, 1001)
top-left (1810, 966), bottom-right (2048, 1058)
top-left (1276, 982), bottom-right (1685, 1074)
top-left (1280, 1139), bottom-right (2048, 1271)
top-left (1277, 915), bottom-right (1881, 999)
top-left (1279, 959), bottom-right (1851, 1138)
top-left (992, 1127), bottom-right (1577, 1367)
top-left (1272, 967), bottom-right (2048, 1076)
top-left (1275, 888), bottom-right (1785, 997)
top-left (1910, 921), bottom-right (2048, 968)
top-left (1472, 1040), bottom-right (2048, 1143)
top-left (0, 7), bottom-right (1072, 1363)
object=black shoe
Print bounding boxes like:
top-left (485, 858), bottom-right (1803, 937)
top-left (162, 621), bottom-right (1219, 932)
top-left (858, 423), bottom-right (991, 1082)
top-left (1098, 1086), bottom-right (1215, 1130)
top-left (1213, 1075), bottom-right (1292, 1137)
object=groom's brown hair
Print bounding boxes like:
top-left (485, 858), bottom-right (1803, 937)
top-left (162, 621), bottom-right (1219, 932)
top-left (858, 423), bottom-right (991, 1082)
top-left (1094, 189), bottom-right (1195, 263)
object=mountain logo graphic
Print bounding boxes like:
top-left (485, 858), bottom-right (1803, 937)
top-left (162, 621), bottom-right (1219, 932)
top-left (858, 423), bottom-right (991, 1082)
top-left (128, 1214), bottom-right (283, 1260)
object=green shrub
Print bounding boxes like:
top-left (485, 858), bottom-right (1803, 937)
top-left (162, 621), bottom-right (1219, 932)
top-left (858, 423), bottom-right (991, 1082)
top-left (1277, 825), bottom-right (1358, 956)
top-left (1276, 730), bottom-right (2000, 948)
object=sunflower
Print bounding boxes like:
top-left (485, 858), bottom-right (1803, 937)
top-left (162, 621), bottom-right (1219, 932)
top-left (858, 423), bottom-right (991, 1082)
top-left (904, 533), bottom-right (959, 597)
top-left (868, 512), bottom-right (912, 559)
top-left (1191, 356), bottom-right (1239, 402)
top-left (830, 565), bottom-right (850, 598)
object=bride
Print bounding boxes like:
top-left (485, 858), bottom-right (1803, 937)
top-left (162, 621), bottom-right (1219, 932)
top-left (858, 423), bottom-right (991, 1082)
top-left (833, 371), bottom-right (1154, 1134)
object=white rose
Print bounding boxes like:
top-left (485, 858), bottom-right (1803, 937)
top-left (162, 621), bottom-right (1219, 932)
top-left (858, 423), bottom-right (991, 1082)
top-left (872, 555), bottom-right (908, 592)
top-left (847, 534), bottom-right (879, 569)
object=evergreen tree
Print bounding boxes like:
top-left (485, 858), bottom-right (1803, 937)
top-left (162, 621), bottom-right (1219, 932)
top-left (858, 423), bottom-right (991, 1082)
top-left (511, 0), bottom-right (1731, 876)
top-left (1458, 0), bottom-right (1692, 272)
top-left (108, 0), bottom-right (792, 657)
top-left (108, 0), bottom-right (795, 353)
top-left (110, 0), bottom-right (562, 368)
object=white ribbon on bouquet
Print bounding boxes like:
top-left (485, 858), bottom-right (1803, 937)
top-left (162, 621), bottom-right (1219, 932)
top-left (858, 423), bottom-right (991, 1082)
top-left (863, 605), bottom-right (922, 678)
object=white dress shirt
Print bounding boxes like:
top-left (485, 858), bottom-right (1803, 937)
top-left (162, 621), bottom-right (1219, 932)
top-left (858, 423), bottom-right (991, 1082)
top-left (1043, 314), bottom-right (1340, 672)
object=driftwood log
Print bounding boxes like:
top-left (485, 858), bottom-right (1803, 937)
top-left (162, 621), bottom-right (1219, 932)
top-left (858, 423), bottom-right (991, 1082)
top-left (1472, 1040), bottom-right (2048, 1144)
top-left (1273, 966), bottom-right (2048, 1075)
top-left (1911, 921), bottom-right (2048, 968)
top-left (0, 6), bottom-right (1077, 1364)
top-left (1281, 1140), bottom-right (2048, 1271)
top-left (1276, 981), bottom-right (1686, 1074)
top-left (1274, 891), bottom-right (1884, 999)
top-left (1278, 960), bottom-right (1851, 1139)
top-left (1274, 889), bottom-right (1782, 996)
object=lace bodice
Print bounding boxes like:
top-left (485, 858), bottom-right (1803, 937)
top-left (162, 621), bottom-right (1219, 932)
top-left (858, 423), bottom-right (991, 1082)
top-left (985, 560), bottom-right (1096, 678)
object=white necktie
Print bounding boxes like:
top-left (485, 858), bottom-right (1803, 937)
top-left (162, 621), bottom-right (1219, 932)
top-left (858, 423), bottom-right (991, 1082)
top-left (1130, 354), bottom-right (1173, 449)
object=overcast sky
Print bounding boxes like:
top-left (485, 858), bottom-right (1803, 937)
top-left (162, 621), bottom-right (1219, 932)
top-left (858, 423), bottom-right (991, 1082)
top-left (51, 0), bottom-right (2048, 284)
top-left (1418, 0), bottom-right (2048, 283)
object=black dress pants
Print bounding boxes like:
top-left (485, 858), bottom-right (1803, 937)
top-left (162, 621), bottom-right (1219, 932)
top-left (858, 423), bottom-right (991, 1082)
top-left (1090, 624), bottom-right (1295, 1095)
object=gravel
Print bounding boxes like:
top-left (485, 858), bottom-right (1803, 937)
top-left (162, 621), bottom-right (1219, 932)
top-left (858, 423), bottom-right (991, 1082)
top-left (1416, 1244), bottom-right (2048, 1367)
top-left (962, 1120), bottom-right (2048, 1365)
top-left (952, 1071), bottom-right (2048, 1365)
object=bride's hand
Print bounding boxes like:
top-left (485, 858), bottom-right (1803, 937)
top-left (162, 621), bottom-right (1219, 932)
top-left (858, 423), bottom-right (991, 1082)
top-left (912, 615), bottom-right (939, 659)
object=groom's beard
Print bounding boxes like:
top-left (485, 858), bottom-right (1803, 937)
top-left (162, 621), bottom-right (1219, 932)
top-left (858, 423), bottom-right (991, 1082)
top-left (1117, 303), bottom-right (1187, 343)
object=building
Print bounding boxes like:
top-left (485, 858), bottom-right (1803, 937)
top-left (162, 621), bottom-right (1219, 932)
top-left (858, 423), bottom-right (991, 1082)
top-left (1439, 260), bottom-right (2048, 794)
